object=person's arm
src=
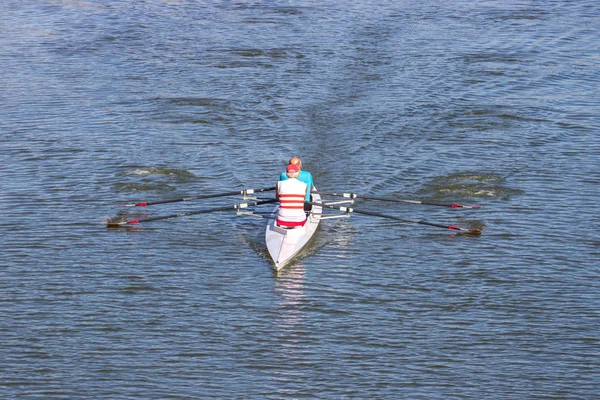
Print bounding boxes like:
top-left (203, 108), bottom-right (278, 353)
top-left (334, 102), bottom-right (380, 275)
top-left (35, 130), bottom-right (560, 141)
top-left (275, 182), bottom-right (280, 201)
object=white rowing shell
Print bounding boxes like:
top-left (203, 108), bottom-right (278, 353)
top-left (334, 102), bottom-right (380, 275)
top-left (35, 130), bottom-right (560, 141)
top-left (265, 191), bottom-right (322, 271)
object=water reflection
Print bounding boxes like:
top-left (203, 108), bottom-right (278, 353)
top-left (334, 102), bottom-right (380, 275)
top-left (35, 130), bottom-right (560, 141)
top-left (273, 263), bottom-right (307, 336)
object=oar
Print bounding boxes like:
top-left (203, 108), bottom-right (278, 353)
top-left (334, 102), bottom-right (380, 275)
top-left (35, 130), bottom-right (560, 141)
top-left (308, 202), bottom-right (482, 234)
top-left (314, 191), bottom-right (481, 209)
top-left (120, 186), bottom-right (276, 207)
top-left (107, 199), bottom-right (277, 228)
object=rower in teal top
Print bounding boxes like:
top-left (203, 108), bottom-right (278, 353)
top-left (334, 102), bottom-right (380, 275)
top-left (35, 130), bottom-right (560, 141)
top-left (279, 157), bottom-right (314, 204)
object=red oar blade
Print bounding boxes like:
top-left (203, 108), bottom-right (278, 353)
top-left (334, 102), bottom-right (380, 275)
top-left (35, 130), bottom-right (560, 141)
top-left (450, 203), bottom-right (482, 209)
top-left (105, 215), bottom-right (144, 227)
top-left (448, 225), bottom-right (482, 234)
top-left (106, 220), bottom-right (140, 228)
top-left (118, 202), bottom-right (148, 207)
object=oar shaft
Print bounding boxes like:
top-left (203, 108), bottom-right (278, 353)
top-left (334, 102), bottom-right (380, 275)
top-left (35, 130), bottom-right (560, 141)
top-left (314, 191), bottom-right (481, 209)
top-left (123, 186), bottom-right (276, 207)
top-left (308, 202), bottom-right (481, 233)
top-left (108, 199), bottom-right (276, 227)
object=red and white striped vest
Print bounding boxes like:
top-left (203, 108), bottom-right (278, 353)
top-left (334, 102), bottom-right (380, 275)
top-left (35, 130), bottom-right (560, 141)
top-left (277, 178), bottom-right (308, 227)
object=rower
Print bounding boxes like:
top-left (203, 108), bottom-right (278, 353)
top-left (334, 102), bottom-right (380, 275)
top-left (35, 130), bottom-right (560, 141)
top-left (276, 164), bottom-right (308, 228)
top-left (279, 157), bottom-right (314, 212)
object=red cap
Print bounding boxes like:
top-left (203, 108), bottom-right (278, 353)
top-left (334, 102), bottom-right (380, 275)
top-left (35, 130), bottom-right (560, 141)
top-left (286, 164), bottom-right (300, 173)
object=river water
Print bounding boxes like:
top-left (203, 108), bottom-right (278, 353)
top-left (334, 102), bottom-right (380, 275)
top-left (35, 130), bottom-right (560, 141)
top-left (1, 0), bottom-right (599, 398)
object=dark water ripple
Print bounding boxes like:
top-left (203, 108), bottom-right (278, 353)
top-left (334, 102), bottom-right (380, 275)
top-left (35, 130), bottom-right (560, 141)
top-left (2, 0), bottom-right (600, 398)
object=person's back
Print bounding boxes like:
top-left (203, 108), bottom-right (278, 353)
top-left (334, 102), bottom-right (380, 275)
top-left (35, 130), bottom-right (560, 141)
top-left (279, 157), bottom-right (314, 203)
top-left (276, 164), bottom-right (308, 228)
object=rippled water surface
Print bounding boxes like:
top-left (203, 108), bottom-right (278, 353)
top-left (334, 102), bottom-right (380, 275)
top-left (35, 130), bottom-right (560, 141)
top-left (2, 0), bottom-right (599, 398)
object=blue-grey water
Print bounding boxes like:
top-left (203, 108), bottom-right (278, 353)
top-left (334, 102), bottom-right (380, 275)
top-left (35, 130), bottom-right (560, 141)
top-left (1, 1), bottom-right (599, 398)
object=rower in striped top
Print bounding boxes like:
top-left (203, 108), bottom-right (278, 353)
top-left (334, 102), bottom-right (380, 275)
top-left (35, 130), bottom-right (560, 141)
top-left (275, 163), bottom-right (308, 228)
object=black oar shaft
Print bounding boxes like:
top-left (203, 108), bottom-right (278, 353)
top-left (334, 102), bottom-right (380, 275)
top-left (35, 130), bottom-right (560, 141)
top-left (135, 204), bottom-right (236, 223)
top-left (108, 199), bottom-right (276, 227)
top-left (308, 202), bottom-right (481, 233)
top-left (343, 207), bottom-right (450, 229)
top-left (124, 186), bottom-right (276, 207)
top-left (314, 191), bottom-right (481, 209)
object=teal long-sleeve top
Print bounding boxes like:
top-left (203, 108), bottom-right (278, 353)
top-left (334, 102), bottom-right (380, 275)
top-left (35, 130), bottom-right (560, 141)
top-left (279, 170), bottom-right (314, 202)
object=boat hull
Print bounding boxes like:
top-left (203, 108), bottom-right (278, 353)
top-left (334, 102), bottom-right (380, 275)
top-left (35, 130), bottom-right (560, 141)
top-left (265, 192), bottom-right (322, 271)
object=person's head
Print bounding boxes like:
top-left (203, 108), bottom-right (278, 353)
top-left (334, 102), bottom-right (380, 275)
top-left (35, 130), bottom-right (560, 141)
top-left (286, 163), bottom-right (300, 179)
top-left (289, 157), bottom-right (302, 170)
